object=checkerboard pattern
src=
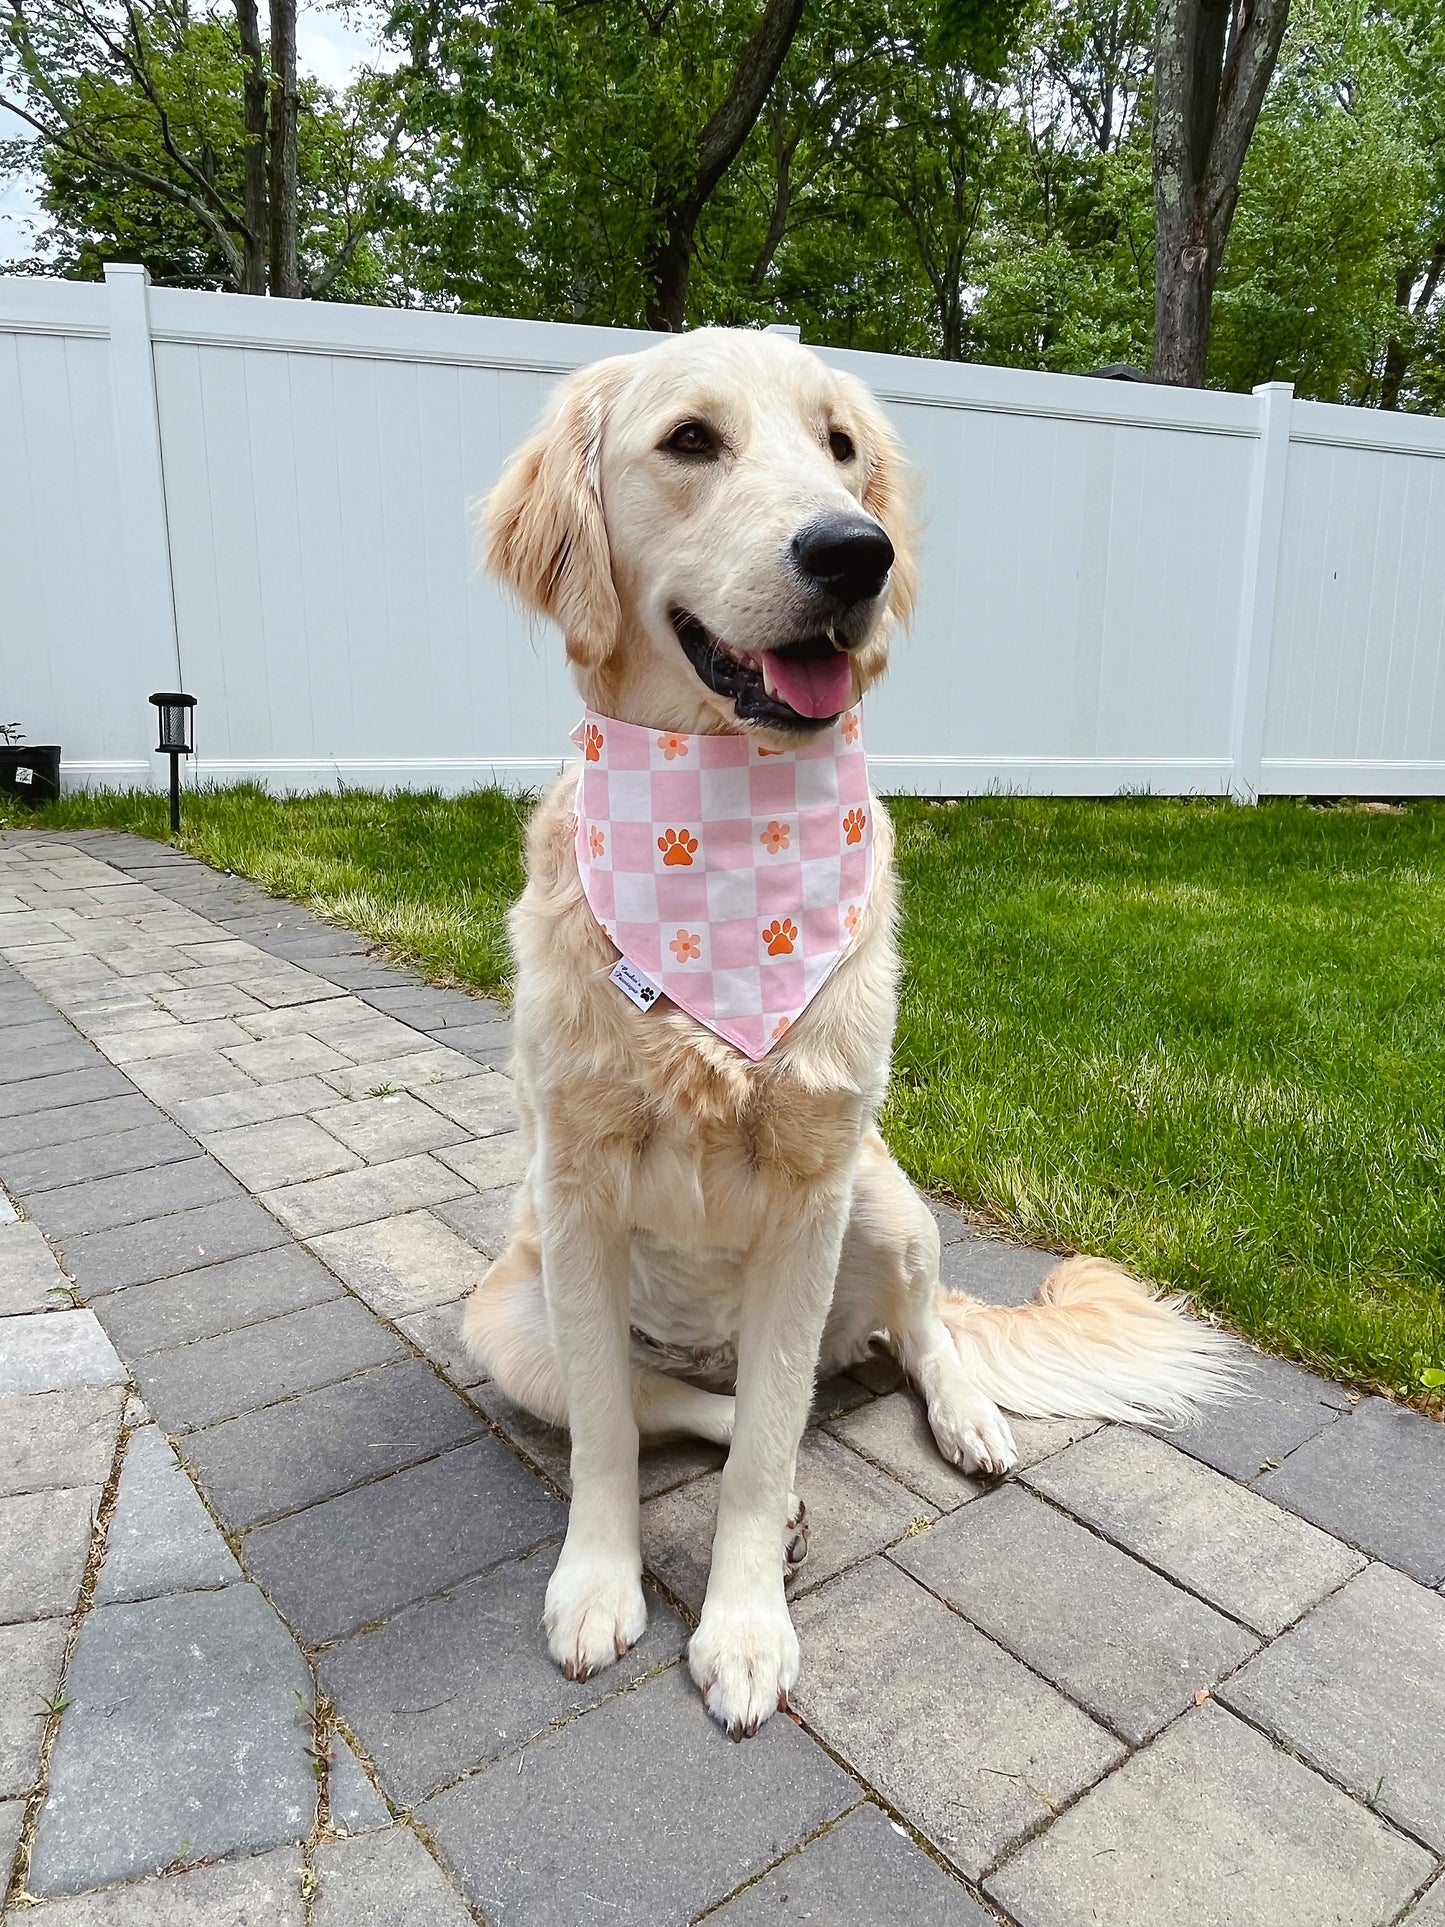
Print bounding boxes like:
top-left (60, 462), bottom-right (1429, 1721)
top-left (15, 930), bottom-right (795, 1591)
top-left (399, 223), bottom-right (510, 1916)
top-left (571, 707), bottom-right (875, 1060)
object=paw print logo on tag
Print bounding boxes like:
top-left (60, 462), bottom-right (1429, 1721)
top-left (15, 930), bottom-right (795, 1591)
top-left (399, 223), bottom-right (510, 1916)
top-left (762, 917), bottom-right (798, 956)
top-left (583, 723), bottom-right (604, 762)
top-left (843, 807), bottom-right (866, 846)
top-left (658, 827), bottom-right (698, 866)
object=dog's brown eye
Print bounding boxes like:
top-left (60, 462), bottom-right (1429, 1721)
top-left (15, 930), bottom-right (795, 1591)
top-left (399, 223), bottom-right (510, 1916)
top-left (665, 421), bottom-right (717, 458)
top-left (829, 430), bottom-right (855, 463)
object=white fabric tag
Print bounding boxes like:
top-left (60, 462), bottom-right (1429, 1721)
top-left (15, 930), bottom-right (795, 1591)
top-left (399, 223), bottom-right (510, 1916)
top-left (609, 956), bottom-right (662, 1012)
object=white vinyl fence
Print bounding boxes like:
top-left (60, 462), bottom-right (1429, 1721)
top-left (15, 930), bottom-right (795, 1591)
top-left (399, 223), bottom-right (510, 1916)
top-left (3, 263), bottom-right (1445, 799)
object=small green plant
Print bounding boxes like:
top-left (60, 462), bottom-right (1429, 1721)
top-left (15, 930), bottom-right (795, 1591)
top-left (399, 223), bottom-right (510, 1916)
top-left (35, 1691), bottom-right (71, 1718)
top-left (46, 1282), bottom-right (85, 1308)
top-left (367, 1083), bottom-right (399, 1098)
top-left (1422, 1367), bottom-right (1445, 1392)
top-left (0, 723), bottom-right (23, 747)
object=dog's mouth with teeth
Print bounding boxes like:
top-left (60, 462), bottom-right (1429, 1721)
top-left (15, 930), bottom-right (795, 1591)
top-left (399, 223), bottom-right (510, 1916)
top-left (670, 610), bottom-right (854, 732)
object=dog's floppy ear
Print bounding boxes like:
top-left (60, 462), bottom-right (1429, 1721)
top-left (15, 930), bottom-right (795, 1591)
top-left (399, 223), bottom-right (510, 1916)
top-left (485, 357), bottom-right (633, 667)
top-left (844, 376), bottom-right (918, 629)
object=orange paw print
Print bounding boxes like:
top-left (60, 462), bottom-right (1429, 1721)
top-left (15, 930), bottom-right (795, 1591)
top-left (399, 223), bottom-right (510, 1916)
top-left (842, 710), bottom-right (860, 744)
top-left (669, 928), bottom-right (702, 962)
top-left (844, 902), bottom-right (861, 935)
top-left (658, 732), bottom-right (688, 760)
top-left (762, 917), bottom-right (798, 956)
top-left (588, 825), bottom-right (605, 857)
top-left (658, 827), bottom-right (698, 866)
top-left (759, 820), bottom-right (791, 854)
top-left (772, 1015), bottom-right (791, 1040)
top-left (843, 807), bottom-right (866, 846)
top-left (756, 745), bottom-right (786, 756)
top-left (583, 723), bottom-right (603, 762)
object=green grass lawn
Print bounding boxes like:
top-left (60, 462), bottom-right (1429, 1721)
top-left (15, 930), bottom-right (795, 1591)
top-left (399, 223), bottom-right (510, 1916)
top-left (6, 783), bottom-right (1443, 1404)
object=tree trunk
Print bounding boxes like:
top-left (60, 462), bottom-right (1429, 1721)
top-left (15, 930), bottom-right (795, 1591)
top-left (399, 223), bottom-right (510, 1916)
top-left (644, 0), bottom-right (807, 328)
top-left (1150, 0), bottom-right (1291, 386)
top-left (267, 0), bottom-right (301, 298)
top-left (234, 0), bottom-right (269, 293)
top-left (1380, 238), bottom-right (1445, 411)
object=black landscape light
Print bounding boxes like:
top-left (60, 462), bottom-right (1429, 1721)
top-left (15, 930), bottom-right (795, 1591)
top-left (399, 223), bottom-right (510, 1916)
top-left (150, 692), bottom-right (196, 835)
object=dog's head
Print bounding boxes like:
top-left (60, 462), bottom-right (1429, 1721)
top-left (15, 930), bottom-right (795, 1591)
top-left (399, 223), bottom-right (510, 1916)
top-left (485, 328), bottom-right (915, 738)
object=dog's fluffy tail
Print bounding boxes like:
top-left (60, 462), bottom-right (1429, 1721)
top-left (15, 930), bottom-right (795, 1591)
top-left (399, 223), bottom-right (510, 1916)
top-left (938, 1255), bottom-right (1240, 1427)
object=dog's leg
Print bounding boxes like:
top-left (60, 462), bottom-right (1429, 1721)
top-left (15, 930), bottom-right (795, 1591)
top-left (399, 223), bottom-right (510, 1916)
top-left (537, 1204), bottom-right (648, 1682)
top-left (689, 1205), bottom-right (847, 1737)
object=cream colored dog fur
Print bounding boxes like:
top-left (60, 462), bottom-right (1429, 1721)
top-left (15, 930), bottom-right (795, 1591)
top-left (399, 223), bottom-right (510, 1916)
top-left (463, 327), bottom-right (1236, 1738)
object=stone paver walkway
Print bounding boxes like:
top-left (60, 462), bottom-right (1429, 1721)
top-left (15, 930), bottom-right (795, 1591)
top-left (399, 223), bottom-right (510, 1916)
top-left (1, 827), bottom-right (1443, 1926)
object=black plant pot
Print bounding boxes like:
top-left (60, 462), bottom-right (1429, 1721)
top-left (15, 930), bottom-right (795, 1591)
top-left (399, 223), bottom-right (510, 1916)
top-left (0, 746), bottom-right (61, 806)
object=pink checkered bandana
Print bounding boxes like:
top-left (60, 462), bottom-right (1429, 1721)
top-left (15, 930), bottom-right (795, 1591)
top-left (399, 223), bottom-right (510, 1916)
top-left (571, 706), bottom-right (875, 1060)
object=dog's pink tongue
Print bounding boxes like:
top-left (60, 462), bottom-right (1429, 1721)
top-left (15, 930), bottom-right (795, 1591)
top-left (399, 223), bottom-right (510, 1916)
top-left (764, 649), bottom-right (853, 719)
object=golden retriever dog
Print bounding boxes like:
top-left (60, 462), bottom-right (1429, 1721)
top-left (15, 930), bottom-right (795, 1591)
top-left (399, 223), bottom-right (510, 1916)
top-left (463, 327), bottom-right (1235, 1738)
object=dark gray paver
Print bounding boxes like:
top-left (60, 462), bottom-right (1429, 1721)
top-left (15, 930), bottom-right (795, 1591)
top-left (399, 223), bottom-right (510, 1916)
top-left (91, 1245), bottom-right (341, 1356)
top-left (1219, 1561), bottom-right (1445, 1850)
top-left (182, 1357), bottom-right (486, 1527)
top-left (395, 1301), bottom-right (490, 1387)
top-left (0, 1485), bottom-right (98, 1622)
top-left (14, 1843), bottom-right (308, 1922)
top-left (242, 1435), bottom-right (565, 1644)
top-left (940, 1233), bottom-right (1058, 1305)
top-left (320, 1550), bottom-right (685, 1804)
top-left (94, 1425), bottom-right (238, 1604)
top-left (829, 1390), bottom-right (1097, 1512)
top-left (420, 1662), bottom-right (856, 1926)
top-left (1023, 1426), bottom-right (1365, 1635)
top-left (0, 1310), bottom-right (125, 1394)
top-left (642, 1430), bottom-right (932, 1614)
top-left (1168, 1349), bottom-right (1351, 1480)
top-left (0, 1123), bottom-right (200, 1198)
top-left (0, 1386), bottom-right (124, 1496)
top-left (131, 1297), bottom-right (404, 1433)
top-left (1257, 1397), bottom-right (1445, 1585)
top-left (56, 1197), bottom-right (288, 1296)
top-left (923, 1197), bottom-right (972, 1247)
top-left (0, 1067), bottom-right (132, 1117)
top-left (984, 1701), bottom-right (1432, 1927)
top-left (893, 1483), bottom-right (1259, 1744)
top-left (361, 986), bottom-right (506, 1028)
top-left (27, 1584), bottom-right (316, 1896)
top-left (709, 1802), bottom-right (993, 1925)
top-left (0, 1616), bottom-right (67, 1797)
top-left (433, 1187), bottom-right (518, 1257)
top-left (0, 1093), bottom-right (160, 1159)
top-left (0, 1796), bottom-right (21, 1891)
top-left (314, 1827), bottom-right (473, 1925)
top-left (0, 1217), bottom-right (68, 1315)
top-left (329, 1734), bottom-right (391, 1832)
top-left (0, 1036), bottom-right (100, 1086)
top-left (792, 1558), bottom-right (1125, 1879)
top-left (21, 1157), bottom-right (242, 1239)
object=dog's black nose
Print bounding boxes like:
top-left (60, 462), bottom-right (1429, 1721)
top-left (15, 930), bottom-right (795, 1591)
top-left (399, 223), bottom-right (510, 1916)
top-left (792, 515), bottom-right (895, 606)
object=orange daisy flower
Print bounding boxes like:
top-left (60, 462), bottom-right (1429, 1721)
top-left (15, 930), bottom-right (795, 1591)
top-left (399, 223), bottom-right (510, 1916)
top-left (842, 710), bottom-right (860, 745)
top-left (588, 825), bottom-right (605, 857)
top-left (658, 733), bottom-right (688, 760)
top-left (844, 903), bottom-right (861, 935)
top-left (759, 820), bottom-right (791, 854)
top-left (670, 928), bottom-right (702, 963)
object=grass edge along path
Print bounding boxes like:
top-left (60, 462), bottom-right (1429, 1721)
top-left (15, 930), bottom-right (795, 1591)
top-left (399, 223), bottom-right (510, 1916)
top-left (6, 782), bottom-right (1443, 1408)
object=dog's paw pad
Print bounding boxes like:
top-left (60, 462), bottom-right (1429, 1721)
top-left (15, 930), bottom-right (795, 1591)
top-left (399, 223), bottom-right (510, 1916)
top-left (544, 1554), bottom-right (647, 1682)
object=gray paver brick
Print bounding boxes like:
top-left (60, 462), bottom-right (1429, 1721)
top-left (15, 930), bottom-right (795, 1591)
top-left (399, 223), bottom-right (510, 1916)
top-left (0, 1067), bottom-right (132, 1116)
top-left (1, 1122), bottom-right (199, 1199)
top-left (431, 1131), bottom-right (529, 1190)
top-left (0, 1385), bottom-right (124, 1495)
top-left (13, 1845), bottom-right (308, 1923)
top-left (94, 1425), bottom-right (238, 1604)
top-left (0, 1309), bottom-right (125, 1393)
top-left (185, 1356), bottom-right (487, 1527)
top-left (328, 1734), bottom-right (391, 1833)
top-left (314, 1827), bottom-right (473, 1925)
top-left (319, 1550), bottom-right (685, 1804)
top-left (132, 1295), bottom-right (404, 1433)
top-left (0, 1036), bottom-right (99, 1086)
top-left (0, 1796), bottom-right (21, 1892)
top-left (309, 1092), bottom-right (469, 1161)
top-left (0, 1616), bottom-right (67, 1798)
top-left (360, 986), bottom-right (506, 1028)
top-left (433, 1186), bottom-right (519, 1257)
top-left (204, 1114), bottom-right (362, 1189)
top-left (169, 1076), bottom-right (344, 1134)
top-left (21, 1156), bottom-right (241, 1239)
top-left (1023, 1426), bottom-right (1365, 1635)
top-left (92, 1244), bottom-right (341, 1356)
top-left (261, 1154), bottom-right (471, 1238)
top-left (829, 1390), bottom-right (1098, 1511)
top-left (222, 1034), bottom-right (351, 1084)
top-left (894, 1482), bottom-right (1259, 1744)
top-left (0, 1217), bottom-right (68, 1315)
top-left (395, 1300), bottom-right (489, 1386)
top-left (28, 1585), bottom-right (315, 1896)
top-left (0, 1093), bottom-right (159, 1159)
top-left (1257, 1396), bottom-right (1445, 1585)
top-left (420, 1662), bottom-right (856, 1926)
top-left (1219, 1561), bottom-right (1445, 1850)
top-left (57, 1196), bottom-right (287, 1296)
top-left (99, 1016), bottom-right (251, 1064)
top-left (0, 1485), bottom-right (98, 1622)
top-left (984, 1701), bottom-right (1432, 1927)
top-left (643, 1430), bottom-right (931, 1614)
top-left (940, 1233), bottom-right (1060, 1305)
top-left (1406, 1880), bottom-right (1445, 1925)
top-left (709, 1802), bottom-right (993, 1926)
top-left (122, 1050), bottom-right (258, 1104)
top-left (321, 1050), bottom-right (477, 1098)
top-left (310, 1209), bottom-right (493, 1317)
top-left (792, 1557), bottom-right (1125, 1879)
top-left (408, 1071), bottom-right (517, 1138)
top-left (1169, 1349), bottom-right (1351, 1480)
top-left (243, 1434), bottom-right (565, 1645)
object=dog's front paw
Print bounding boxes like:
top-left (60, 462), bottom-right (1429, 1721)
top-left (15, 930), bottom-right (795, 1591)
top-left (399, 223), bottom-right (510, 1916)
top-left (929, 1396), bottom-right (1018, 1479)
top-left (544, 1548), bottom-right (647, 1682)
top-left (689, 1595), bottom-right (800, 1739)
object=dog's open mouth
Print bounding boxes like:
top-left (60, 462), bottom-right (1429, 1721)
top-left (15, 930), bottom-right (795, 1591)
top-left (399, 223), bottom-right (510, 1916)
top-left (670, 610), bottom-right (853, 731)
